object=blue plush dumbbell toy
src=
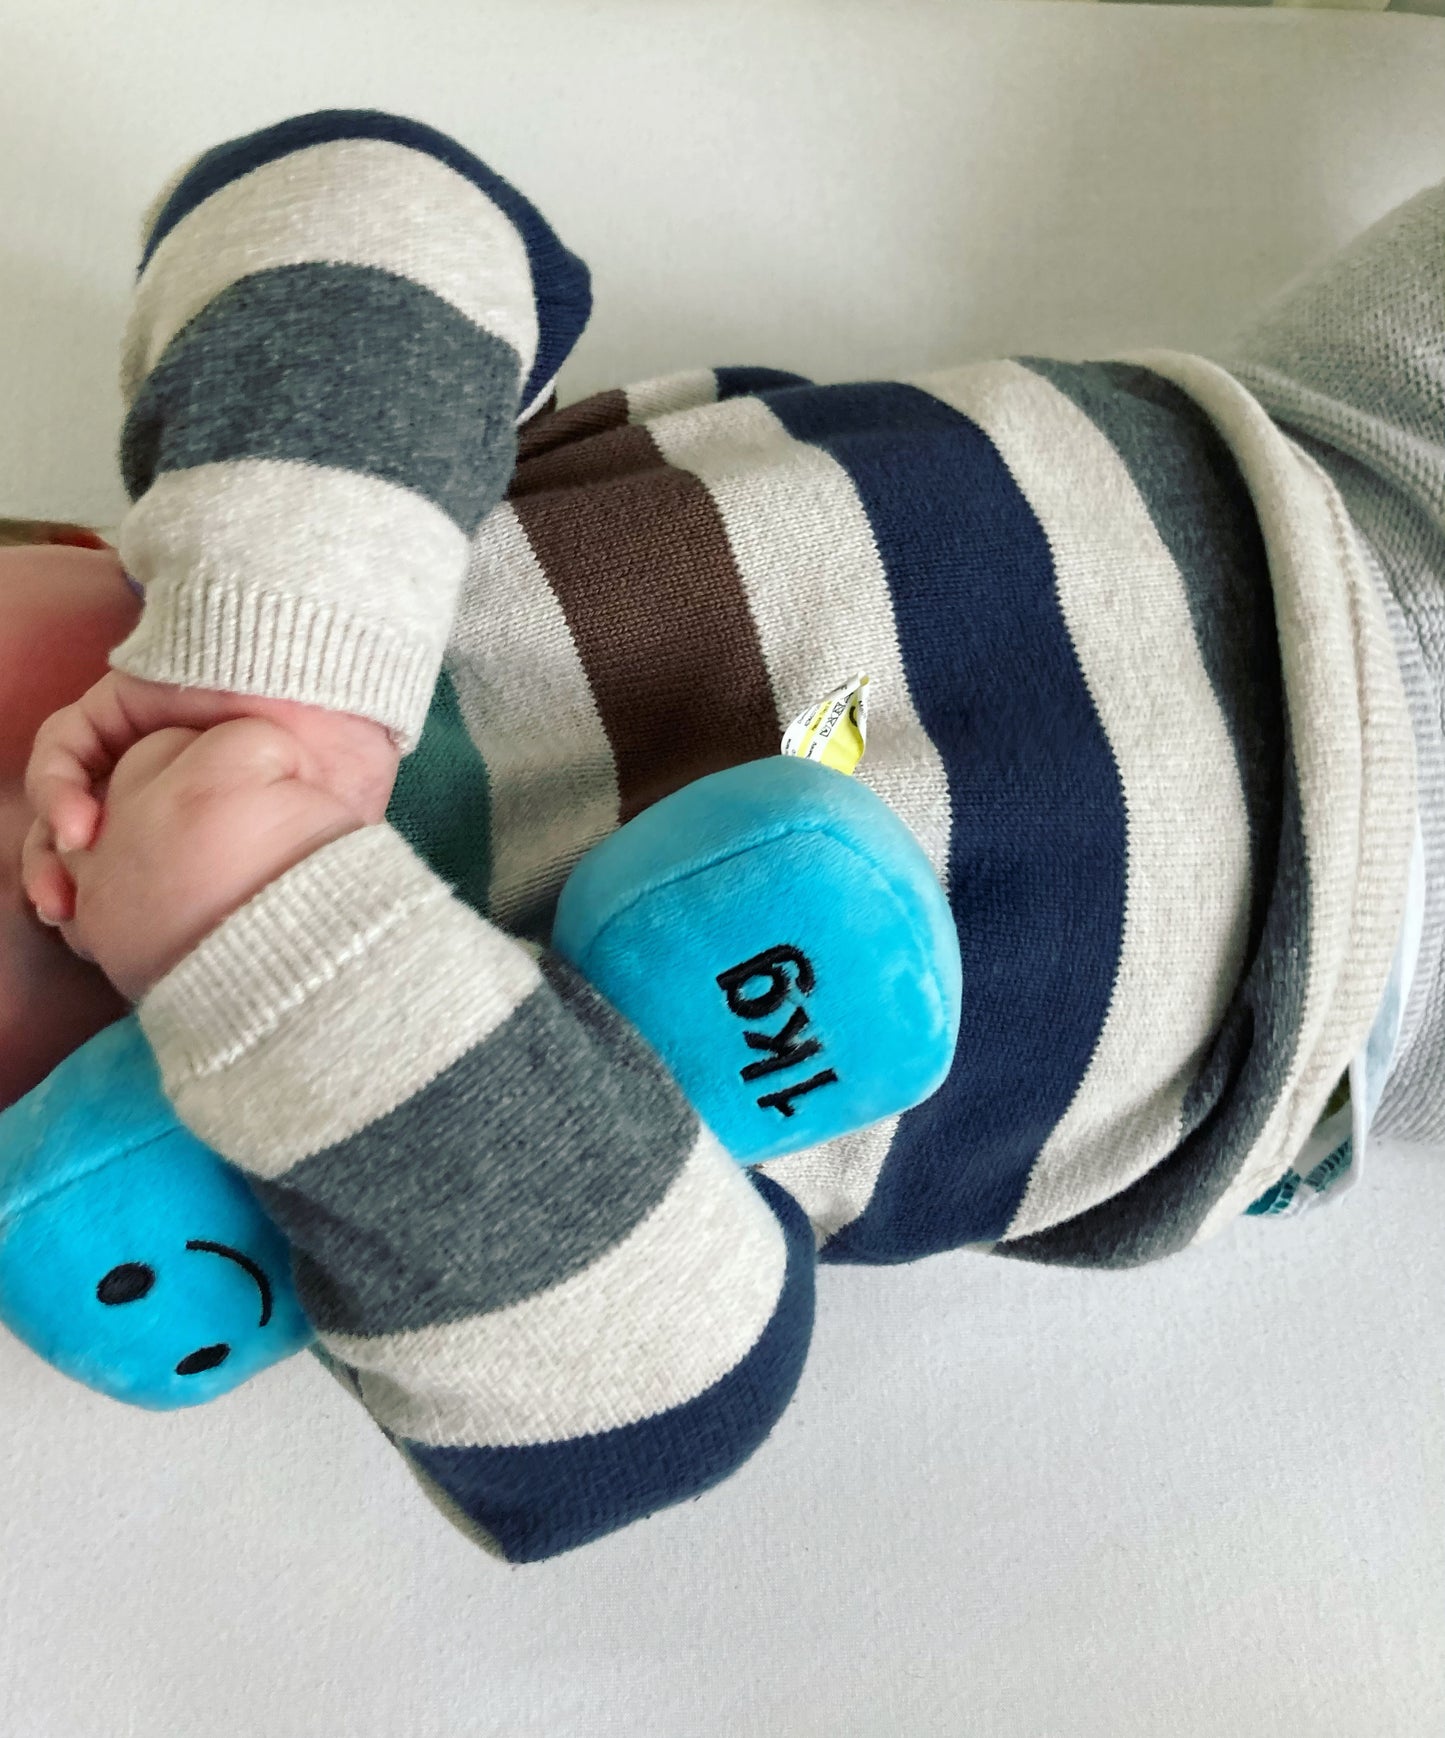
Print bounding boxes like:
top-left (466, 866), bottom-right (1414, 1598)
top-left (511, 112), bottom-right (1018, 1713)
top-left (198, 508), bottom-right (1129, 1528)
top-left (0, 755), bottom-right (960, 1409)
top-left (0, 1017), bottom-right (313, 1408)
top-left (554, 756), bottom-right (961, 1163)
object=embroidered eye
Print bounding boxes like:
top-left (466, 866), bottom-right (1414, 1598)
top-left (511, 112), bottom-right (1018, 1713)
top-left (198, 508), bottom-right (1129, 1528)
top-left (175, 1344), bottom-right (231, 1376)
top-left (96, 1263), bottom-right (156, 1306)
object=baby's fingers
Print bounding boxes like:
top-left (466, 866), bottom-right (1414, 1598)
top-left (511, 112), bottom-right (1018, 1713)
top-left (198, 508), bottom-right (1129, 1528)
top-left (20, 816), bottom-right (75, 926)
top-left (23, 685), bottom-right (133, 851)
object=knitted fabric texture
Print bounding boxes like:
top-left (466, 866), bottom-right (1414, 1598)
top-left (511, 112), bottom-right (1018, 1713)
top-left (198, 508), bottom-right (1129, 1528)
top-left (1219, 178), bottom-right (1445, 1144)
top-left (117, 111), bottom-right (1423, 1559)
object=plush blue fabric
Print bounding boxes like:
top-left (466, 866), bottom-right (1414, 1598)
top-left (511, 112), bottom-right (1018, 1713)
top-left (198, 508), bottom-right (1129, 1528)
top-left (552, 757), bottom-right (962, 1164)
top-left (0, 1019), bottom-right (312, 1409)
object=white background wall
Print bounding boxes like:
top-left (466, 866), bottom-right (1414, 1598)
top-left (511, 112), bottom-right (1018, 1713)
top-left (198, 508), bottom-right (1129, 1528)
top-left (2, 4), bottom-right (1444, 1735)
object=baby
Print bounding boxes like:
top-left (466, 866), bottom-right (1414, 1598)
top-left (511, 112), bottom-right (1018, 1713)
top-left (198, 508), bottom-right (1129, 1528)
top-left (7, 110), bottom-right (1442, 1562)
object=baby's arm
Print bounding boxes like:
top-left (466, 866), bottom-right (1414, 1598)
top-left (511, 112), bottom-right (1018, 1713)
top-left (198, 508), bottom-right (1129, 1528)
top-left (39, 111), bottom-right (817, 1559)
top-left (26, 109), bottom-right (589, 910)
top-left (114, 108), bottom-right (588, 740)
top-left (54, 689), bottom-right (816, 1564)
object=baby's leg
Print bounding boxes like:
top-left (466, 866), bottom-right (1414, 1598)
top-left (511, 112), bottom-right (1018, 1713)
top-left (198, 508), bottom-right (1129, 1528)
top-left (1222, 179), bottom-right (1445, 1143)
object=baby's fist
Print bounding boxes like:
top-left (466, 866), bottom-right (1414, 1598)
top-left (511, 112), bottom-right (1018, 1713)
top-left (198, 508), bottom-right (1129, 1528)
top-left (23, 670), bottom-right (400, 926)
top-left (52, 717), bottom-right (366, 1000)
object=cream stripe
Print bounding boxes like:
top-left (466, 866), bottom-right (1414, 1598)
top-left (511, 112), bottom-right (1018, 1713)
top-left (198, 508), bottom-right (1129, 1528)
top-left (646, 392), bottom-right (951, 1238)
top-left (146, 831), bottom-right (544, 1177)
top-left (756, 1122), bottom-right (899, 1248)
top-left (920, 360), bottom-right (1253, 1238)
top-left (453, 502), bottom-right (619, 935)
top-left (624, 369), bottom-right (719, 422)
top-left (327, 1128), bottom-right (789, 1447)
top-left (114, 460), bottom-right (468, 745)
top-left (1126, 356), bottom-right (1417, 1241)
top-left (519, 371), bottom-right (560, 425)
top-left (118, 458), bottom-right (468, 635)
top-left (123, 137), bottom-right (538, 403)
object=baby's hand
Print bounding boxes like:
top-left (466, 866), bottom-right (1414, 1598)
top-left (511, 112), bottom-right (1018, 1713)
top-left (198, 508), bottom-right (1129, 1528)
top-left (37, 716), bottom-right (371, 1001)
top-left (23, 671), bottom-right (399, 927)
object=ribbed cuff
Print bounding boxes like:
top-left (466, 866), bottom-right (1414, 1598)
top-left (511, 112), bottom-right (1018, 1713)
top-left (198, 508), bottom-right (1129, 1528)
top-left (110, 583), bottom-right (440, 751)
top-left (141, 825), bottom-right (447, 1082)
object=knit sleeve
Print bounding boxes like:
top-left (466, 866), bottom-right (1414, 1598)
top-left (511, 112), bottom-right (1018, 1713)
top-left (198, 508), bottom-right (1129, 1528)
top-left (1217, 175), bottom-right (1445, 513)
top-left (111, 110), bottom-right (592, 749)
top-left (137, 825), bottom-right (816, 1563)
top-left (1216, 178), bottom-right (1445, 1144)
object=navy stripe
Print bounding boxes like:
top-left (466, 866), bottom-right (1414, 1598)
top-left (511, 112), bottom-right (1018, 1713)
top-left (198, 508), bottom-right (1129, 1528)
top-left (404, 1171), bottom-right (816, 1562)
top-left (713, 366), bottom-right (812, 400)
top-left (759, 381), bottom-right (1128, 1255)
top-left (1021, 360), bottom-right (1282, 955)
top-left (139, 109), bottom-right (590, 410)
top-left (121, 263), bottom-right (520, 533)
top-left (989, 366), bottom-right (1309, 1267)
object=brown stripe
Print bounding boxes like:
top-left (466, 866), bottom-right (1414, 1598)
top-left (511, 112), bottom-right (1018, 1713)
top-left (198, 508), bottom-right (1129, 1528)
top-left (516, 388), bottom-right (629, 466)
top-left (511, 413), bottom-right (666, 499)
top-left (509, 420), bottom-right (778, 822)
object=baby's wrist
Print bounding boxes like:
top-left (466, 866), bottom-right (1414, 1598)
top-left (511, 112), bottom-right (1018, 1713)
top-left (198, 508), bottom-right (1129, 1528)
top-left (117, 806), bottom-right (367, 1003)
top-left (141, 825), bottom-right (442, 1078)
top-left (110, 576), bottom-right (443, 753)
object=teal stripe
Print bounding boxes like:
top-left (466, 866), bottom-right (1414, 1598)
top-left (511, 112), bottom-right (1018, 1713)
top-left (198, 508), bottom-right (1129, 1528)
top-left (387, 666), bottom-right (493, 913)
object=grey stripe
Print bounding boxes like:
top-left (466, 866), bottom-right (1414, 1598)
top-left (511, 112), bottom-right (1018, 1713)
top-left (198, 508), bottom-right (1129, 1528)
top-left (122, 261), bottom-right (521, 534)
top-left (1021, 360), bottom-right (1283, 951)
top-left (1001, 362), bottom-right (1310, 1265)
top-left (253, 955), bottom-right (698, 1335)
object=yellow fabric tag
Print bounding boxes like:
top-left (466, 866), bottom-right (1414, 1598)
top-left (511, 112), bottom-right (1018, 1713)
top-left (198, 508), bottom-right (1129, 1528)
top-left (781, 674), bottom-right (871, 776)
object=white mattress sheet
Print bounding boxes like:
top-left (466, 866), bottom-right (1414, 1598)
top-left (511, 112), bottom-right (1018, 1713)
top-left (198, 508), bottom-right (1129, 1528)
top-left (2, 5), bottom-right (1444, 1735)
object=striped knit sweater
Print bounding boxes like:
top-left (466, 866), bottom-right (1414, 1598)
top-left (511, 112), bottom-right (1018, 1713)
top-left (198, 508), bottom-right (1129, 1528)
top-left (117, 112), bottom-right (1423, 1562)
